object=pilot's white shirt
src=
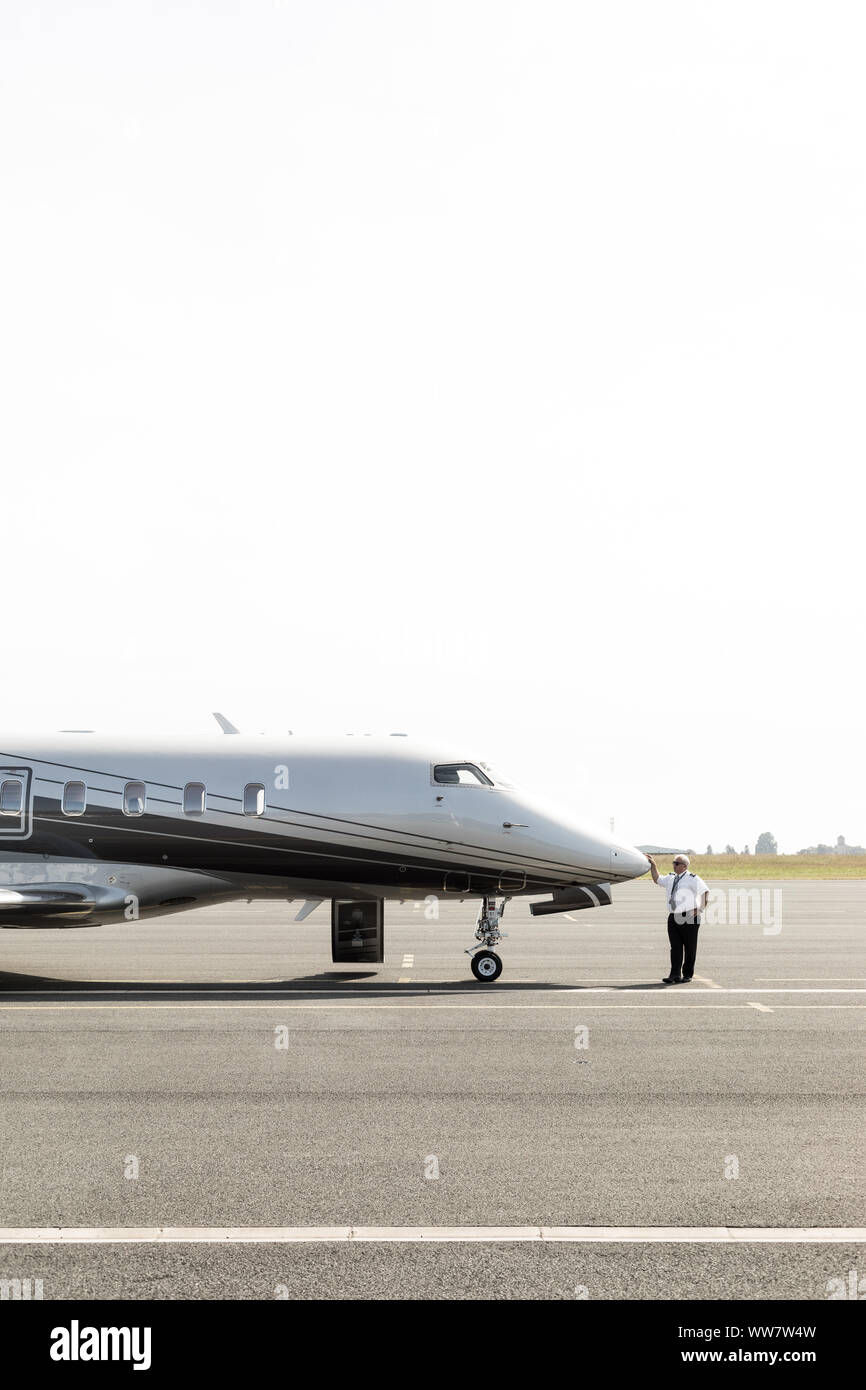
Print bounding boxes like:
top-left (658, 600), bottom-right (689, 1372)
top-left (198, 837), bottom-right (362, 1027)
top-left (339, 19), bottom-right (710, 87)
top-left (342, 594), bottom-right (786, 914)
top-left (657, 871), bottom-right (709, 914)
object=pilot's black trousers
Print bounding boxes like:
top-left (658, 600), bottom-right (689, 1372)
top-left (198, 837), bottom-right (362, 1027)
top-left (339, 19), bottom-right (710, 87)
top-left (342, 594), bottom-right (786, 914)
top-left (667, 913), bottom-right (700, 979)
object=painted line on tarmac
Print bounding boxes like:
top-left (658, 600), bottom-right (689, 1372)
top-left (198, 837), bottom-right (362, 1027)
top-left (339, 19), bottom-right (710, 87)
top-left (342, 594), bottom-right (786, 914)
top-left (2, 986), bottom-right (866, 1001)
top-left (0, 1226), bottom-right (863, 1245)
top-left (748, 1002), bottom-right (774, 1013)
top-left (0, 1002), bottom-right (863, 1012)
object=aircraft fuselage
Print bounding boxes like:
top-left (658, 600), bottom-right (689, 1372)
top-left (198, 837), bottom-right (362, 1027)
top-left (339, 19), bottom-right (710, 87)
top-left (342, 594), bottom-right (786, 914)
top-left (0, 733), bottom-right (648, 934)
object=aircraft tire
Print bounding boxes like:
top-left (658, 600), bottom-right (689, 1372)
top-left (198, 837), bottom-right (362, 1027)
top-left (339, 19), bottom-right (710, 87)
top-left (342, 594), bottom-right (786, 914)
top-left (471, 950), bottom-right (502, 982)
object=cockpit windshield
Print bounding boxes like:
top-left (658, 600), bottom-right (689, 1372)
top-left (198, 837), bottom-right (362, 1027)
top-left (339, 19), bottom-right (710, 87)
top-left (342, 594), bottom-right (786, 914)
top-left (433, 763), bottom-right (494, 787)
top-left (478, 761), bottom-right (514, 789)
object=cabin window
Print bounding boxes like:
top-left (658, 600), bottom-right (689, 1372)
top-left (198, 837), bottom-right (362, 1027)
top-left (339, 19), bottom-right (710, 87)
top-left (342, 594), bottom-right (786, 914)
top-left (62, 781), bottom-right (87, 816)
top-left (0, 779), bottom-right (24, 816)
top-left (183, 782), bottom-right (206, 816)
top-left (432, 763), bottom-right (494, 787)
top-left (123, 781), bottom-right (147, 816)
top-left (243, 783), bottom-right (265, 816)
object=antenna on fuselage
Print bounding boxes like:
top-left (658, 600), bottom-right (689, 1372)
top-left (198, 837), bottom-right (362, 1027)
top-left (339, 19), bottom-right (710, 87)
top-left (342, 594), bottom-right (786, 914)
top-left (213, 711), bottom-right (240, 735)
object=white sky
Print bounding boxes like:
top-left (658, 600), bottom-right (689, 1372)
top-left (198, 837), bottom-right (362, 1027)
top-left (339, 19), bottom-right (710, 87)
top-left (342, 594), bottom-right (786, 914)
top-left (2, 2), bottom-right (864, 854)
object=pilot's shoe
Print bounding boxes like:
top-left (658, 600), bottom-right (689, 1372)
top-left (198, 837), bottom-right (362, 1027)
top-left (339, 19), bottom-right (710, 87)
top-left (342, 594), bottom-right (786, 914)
top-left (662, 975), bottom-right (682, 984)
top-left (681, 975), bottom-right (693, 982)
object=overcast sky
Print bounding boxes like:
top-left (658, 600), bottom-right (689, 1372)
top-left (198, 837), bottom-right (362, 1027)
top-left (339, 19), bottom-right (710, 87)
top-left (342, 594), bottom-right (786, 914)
top-left (2, 2), bottom-right (863, 854)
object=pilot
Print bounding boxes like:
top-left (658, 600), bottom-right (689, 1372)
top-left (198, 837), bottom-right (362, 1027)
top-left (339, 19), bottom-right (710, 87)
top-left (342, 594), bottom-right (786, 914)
top-left (645, 853), bottom-right (710, 984)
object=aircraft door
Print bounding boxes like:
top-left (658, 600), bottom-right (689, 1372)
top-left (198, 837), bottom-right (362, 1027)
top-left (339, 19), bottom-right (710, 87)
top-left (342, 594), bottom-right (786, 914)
top-left (0, 767), bottom-right (32, 839)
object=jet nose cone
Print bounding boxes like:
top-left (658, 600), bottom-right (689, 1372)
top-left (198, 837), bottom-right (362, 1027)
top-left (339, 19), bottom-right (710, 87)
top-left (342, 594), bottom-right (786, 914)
top-left (610, 845), bottom-right (650, 879)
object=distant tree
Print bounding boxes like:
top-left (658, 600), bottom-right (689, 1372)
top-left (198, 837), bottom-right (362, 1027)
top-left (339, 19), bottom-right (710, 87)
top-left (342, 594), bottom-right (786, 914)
top-left (725, 844), bottom-right (736, 855)
top-left (755, 831), bottom-right (778, 854)
top-left (742, 844), bottom-right (750, 855)
top-left (706, 844), bottom-right (713, 855)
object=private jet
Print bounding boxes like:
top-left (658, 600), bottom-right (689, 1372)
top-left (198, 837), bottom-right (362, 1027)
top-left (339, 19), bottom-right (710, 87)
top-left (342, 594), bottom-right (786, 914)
top-left (0, 718), bottom-right (649, 980)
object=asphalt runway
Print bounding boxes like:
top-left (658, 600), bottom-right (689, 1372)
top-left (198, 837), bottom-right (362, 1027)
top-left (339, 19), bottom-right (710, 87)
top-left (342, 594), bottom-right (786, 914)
top-left (0, 881), bottom-right (863, 1300)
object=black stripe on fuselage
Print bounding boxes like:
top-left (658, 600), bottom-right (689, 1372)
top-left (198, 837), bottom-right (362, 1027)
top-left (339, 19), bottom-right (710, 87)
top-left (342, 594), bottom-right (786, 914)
top-left (27, 796), bottom-right (587, 893)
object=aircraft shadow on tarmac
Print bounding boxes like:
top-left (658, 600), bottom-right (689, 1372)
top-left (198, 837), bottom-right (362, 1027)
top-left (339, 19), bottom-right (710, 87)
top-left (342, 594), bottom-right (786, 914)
top-left (0, 969), bottom-right (671, 997)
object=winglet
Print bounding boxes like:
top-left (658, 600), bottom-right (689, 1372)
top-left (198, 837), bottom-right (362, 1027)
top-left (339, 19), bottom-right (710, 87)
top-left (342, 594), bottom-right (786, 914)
top-left (213, 711), bottom-right (240, 735)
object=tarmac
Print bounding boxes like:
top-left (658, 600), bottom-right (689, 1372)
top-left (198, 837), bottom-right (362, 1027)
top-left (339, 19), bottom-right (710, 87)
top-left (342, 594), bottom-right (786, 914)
top-left (0, 880), bottom-right (863, 1299)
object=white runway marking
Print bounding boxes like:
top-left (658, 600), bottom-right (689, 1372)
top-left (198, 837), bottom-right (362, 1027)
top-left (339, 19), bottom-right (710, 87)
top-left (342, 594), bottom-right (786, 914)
top-left (749, 1002), bottom-right (774, 1013)
top-left (0, 1000), bottom-right (864, 1011)
top-left (2, 986), bottom-right (866, 1001)
top-left (0, 1226), bottom-right (863, 1245)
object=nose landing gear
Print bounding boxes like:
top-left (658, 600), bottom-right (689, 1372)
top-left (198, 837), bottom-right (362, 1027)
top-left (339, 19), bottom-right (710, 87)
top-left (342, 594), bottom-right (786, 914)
top-left (466, 896), bottom-right (509, 982)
